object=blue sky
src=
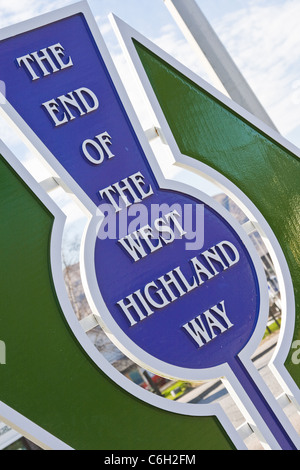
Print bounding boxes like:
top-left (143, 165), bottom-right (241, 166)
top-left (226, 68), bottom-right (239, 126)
top-left (0, 0), bottom-right (299, 262)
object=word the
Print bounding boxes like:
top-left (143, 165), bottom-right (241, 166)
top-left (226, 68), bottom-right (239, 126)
top-left (16, 43), bottom-right (73, 81)
top-left (99, 172), bottom-right (154, 213)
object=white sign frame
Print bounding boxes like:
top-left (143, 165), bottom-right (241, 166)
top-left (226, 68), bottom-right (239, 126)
top-left (108, 14), bottom-right (300, 449)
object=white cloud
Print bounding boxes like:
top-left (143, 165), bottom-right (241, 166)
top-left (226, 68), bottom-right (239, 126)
top-left (150, 23), bottom-right (210, 82)
top-left (0, 0), bottom-right (71, 26)
top-left (212, 0), bottom-right (300, 136)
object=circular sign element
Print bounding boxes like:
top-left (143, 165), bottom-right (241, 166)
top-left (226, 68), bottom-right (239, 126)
top-left (84, 183), bottom-right (268, 382)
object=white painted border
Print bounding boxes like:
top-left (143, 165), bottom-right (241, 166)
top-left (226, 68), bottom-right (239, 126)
top-left (109, 15), bottom-right (300, 449)
top-left (0, 2), bottom-right (247, 451)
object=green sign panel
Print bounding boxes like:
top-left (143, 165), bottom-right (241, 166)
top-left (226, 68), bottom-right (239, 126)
top-left (131, 41), bottom-right (300, 386)
top-left (0, 143), bottom-right (235, 450)
top-left (112, 15), bottom-right (300, 450)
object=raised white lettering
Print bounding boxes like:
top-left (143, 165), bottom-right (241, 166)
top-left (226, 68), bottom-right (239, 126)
top-left (99, 173), bottom-right (153, 213)
top-left (116, 242), bottom-right (240, 327)
top-left (42, 87), bottom-right (99, 127)
top-left (16, 43), bottom-right (73, 81)
top-left (82, 132), bottom-right (114, 165)
top-left (182, 301), bottom-right (234, 349)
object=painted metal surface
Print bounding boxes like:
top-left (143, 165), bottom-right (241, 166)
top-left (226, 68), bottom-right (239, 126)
top-left (0, 3), bottom-right (241, 450)
top-left (131, 40), bottom-right (300, 388)
top-left (0, 142), bottom-right (236, 450)
top-left (111, 16), bottom-right (300, 450)
top-left (0, 2), bottom-right (264, 382)
top-left (0, 0), bottom-right (298, 450)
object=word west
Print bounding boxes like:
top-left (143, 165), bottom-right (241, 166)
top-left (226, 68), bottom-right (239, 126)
top-left (117, 240), bottom-right (240, 327)
top-left (118, 209), bottom-right (186, 262)
top-left (16, 43), bottom-right (113, 163)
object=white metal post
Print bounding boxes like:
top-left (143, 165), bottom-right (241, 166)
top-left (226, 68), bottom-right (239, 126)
top-left (163, 0), bottom-right (278, 131)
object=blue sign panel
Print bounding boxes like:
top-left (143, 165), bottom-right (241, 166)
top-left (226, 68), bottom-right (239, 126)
top-left (0, 6), bottom-right (298, 450)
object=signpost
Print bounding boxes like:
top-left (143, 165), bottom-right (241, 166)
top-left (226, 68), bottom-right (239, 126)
top-left (0, 1), bottom-right (299, 450)
top-left (111, 15), bottom-right (300, 450)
